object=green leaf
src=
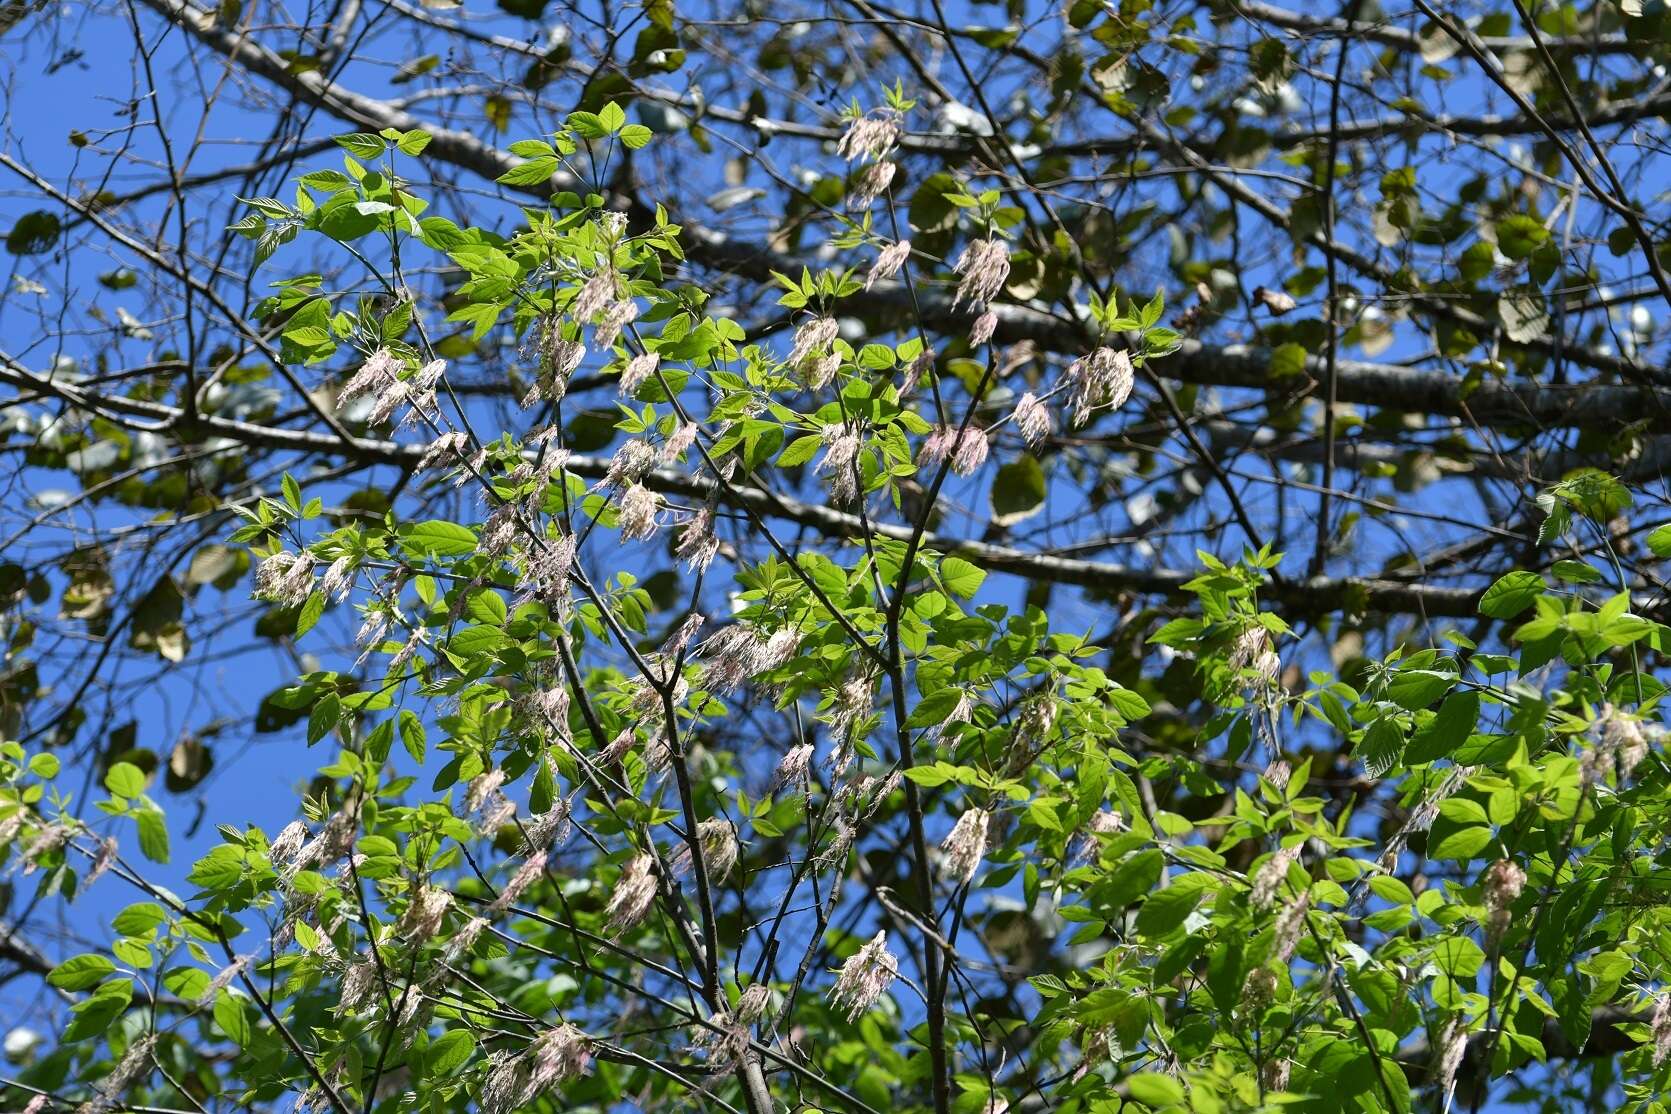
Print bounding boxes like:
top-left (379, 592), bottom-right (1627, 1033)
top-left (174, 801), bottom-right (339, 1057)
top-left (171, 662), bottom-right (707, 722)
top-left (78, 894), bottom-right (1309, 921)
top-left (1359, 715), bottom-right (1405, 779)
top-left (135, 808), bottom-right (170, 864)
top-left (1135, 879), bottom-right (1204, 938)
top-left (1099, 849), bottom-right (1164, 912)
top-left (105, 761), bottom-right (146, 798)
top-left (6, 210), bottom-right (61, 255)
top-left (989, 457), bottom-right (1046, 525)
top-left (296, 590), bottom-right (326, 637)
top-left (308, 692), bottom-right (341, 745)
top-left (1427, 818), bottom-right (1492, 861)
top-left (777, 434), bottom-right (823, 468)
top-left (1478, 570), bottom-right (1543, 619)
top-left (215, 990), bottom-right (253, 1046)
top-left (1405, 690), bottom-right (1479, 764)
top-left (400, 709), bottom-right (427, 764)
top-left (1495, 214), bottom-right (1548, 261)
top-left (619, 124), bottom-right (653, 149)
top-left (63, 980), bottom-right (132, 1042)
top-left (334, 132), bottom-right (387, 159)
top-left (1432, 935), bottom-right (1485, 977)
top-left (1384, 668), bottom-right (1455, 711)
top-left (1127, 1073), bottom-right (1185, 1107)
top-left (48, 953), bottom-right (115, 990)
top-left (426, 1029), bottom-right (476, 1076)
top-left (400, 519), bottom-right (479, 558)
top-left (112, 902), bottom-right (168, 938)
top-left (497, 157), bottom-right (560, 186)
top-left (940, 556), bottom-right (986, 598)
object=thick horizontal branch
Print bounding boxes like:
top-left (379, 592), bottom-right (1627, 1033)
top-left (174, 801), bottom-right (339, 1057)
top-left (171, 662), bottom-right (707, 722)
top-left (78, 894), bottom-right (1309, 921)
top-left (1235, 1), bottom-right (1650, 56)
top-left (138, 0), bottom-right (1667, 428)
top-left (381, 1), bottom-right (1668, 164)
top-left (1394, 1005), bottom-right (1643, 1079)
top-left (0, 358), bottom-right (1496, 617)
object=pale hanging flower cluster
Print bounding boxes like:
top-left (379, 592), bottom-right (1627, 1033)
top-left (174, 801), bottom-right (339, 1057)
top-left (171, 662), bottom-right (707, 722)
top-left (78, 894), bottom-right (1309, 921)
top-left (464, 768), bottom-right (507, 815)
top-left (618, 351), bottom-right (660, 396)
top-left (1479, 858), bottom-right (1524, 946)
top-left (524, 795), bottom-right (573, 854)
top-left (1582, 704), bottom-right (1655, 787)
top-left (919, 424), bottom-right (989, 476)
top-left (480, 1024), bottom-right (592, 1114)
top-left (691, 1011), bottom-right (751, 1068)
top-left (1269, 893), bottom-right (1310, 963)
top-left (1229, 626), bottom-right (1281, 693)
top-left (674, 817), bottom-right (739, 884)
top-left (661, 612), bottom-right (706, 659)
top-left (602, 438), bottom-right (657, 489)
top-left (694, 987), bottom-right (773, 1065)
top-left (816, 423), bottom-right (863, 502)
top-left (254, 551), bottom-right (316, 606)
top-left (951, 238), bottom-right (1010, 310)
top-left (928, 689), bottom-right (976, 748)
top-left (774, 742), bottom-right (815, 790)
top-left (676, 504), bottom-right (721, 573)
top-left (901, 348), bottom-right (934, 395)
top-left (488, 854), bottom-right (547, 917)
top-left (1434, 1018), bottom-right (1469, 1095)
top-left (288, 805), bottom-right (357, 875)
top-left (417, 430), bottom-right (470, 473)
top-left (369, 358), bottom-right (444, 427)
top-left (197, 954), bottom-right (253, 1007)
top-left (836, 112), bottom-right (900, 161)
top-left (1249, 843), bottom-right (1302, 910)
top-left (828, 672), bottom-right (878, 752)
top-left (829, 930), bottom-right (899, 1020)
top-left (700, 623), bottom-right (799, 693)
top-left (605, 852), bottom-right (658, 933)
top-left (336, 346), bottom-right (400, 407)
top-left (523, 533), bottom-right (578, 612)
top-left (1012, 392), bottom-right (1052, 446)
top-left (969, 309), bottom-right (997, 346)
top-left (316, 555), bottom-right (354, 603)
top-left (523, 317), bottom-right (585, 406)
top-left (940, 806), bottom-right (990, 883)
top-left (573, 268), bottom-right (621, 325)
top-left (337, 956), bottom-right (379, 1015)
top-left (851, 159), bottom-right (897, 206)
top-left (841, 770), bottom-right (902, 819)
top-left (74, 1034), bottom-right (156, 1114)
top-left (440, 915), bottom-right (489, 969)
top-left (338, 348), bottom-right (443, 427)
top-left (788, 316), bottom-right (841, 388)
top-left (617, 483), bottom-right (661, 541)
top-left (1065, 346), bottom-right (1134, 425)
top-left (735, 982), bottom-right (773, 1025)
top-left (1652, 993), bottom-right (1671, 1067)
top-left (398, 884), bottom-right (453, 942)
top-left (866, 239), bottom-right (911, 290)
top-left (661, 420), bottom-right (699, 464)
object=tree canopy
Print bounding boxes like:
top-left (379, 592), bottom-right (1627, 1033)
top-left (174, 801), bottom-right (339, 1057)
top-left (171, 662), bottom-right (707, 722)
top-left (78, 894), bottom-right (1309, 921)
top-left (2, 0), bottom-right (1671, 1112)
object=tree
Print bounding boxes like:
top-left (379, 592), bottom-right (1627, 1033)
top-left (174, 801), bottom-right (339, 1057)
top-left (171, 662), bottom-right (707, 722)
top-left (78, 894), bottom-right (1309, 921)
top-left (1, 0), bottom-right (1670, 1111)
